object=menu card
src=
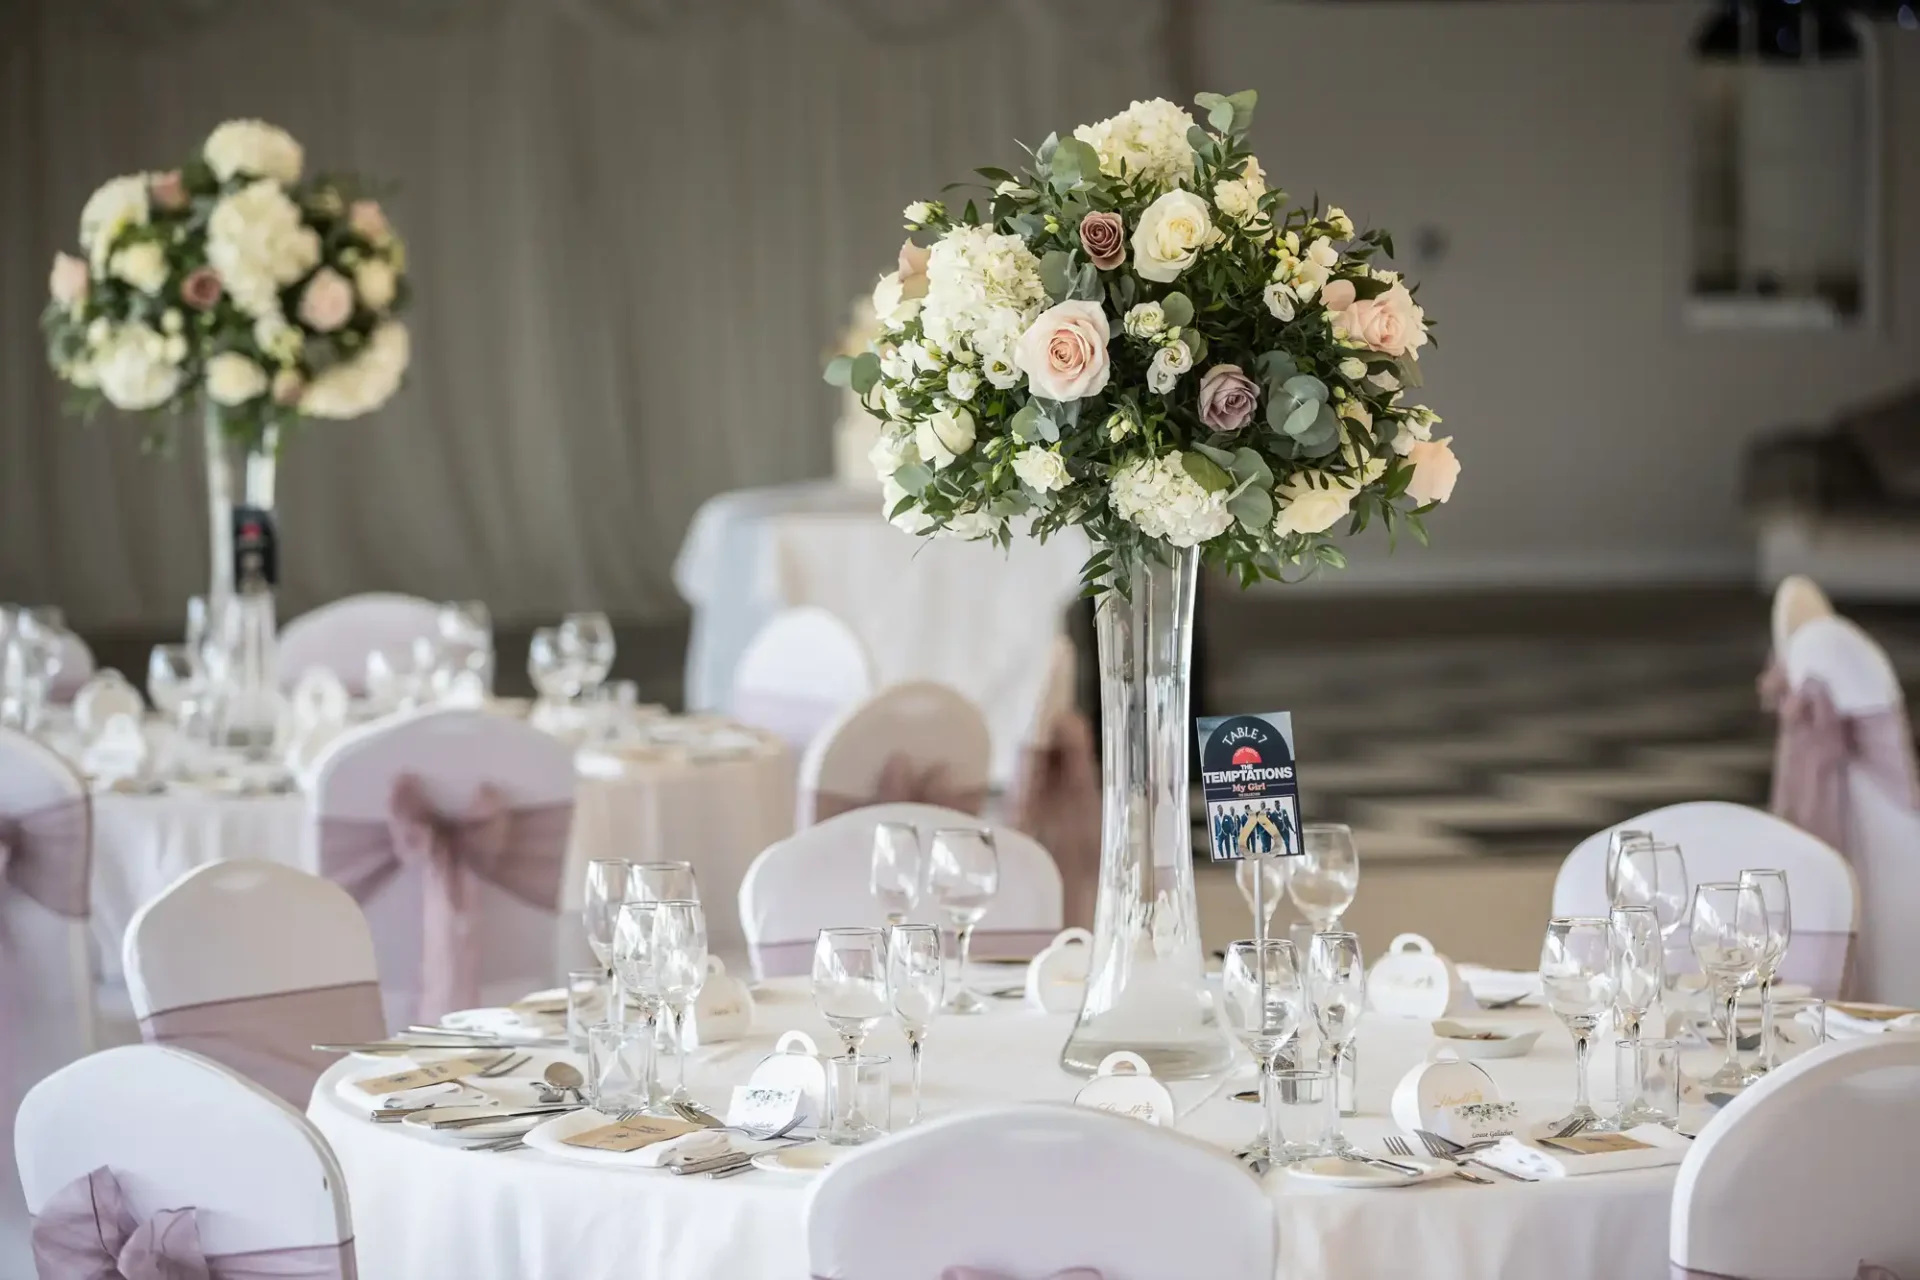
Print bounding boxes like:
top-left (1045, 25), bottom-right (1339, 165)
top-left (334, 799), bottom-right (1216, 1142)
top-left (352, 1056), bottom-right (494, 1096)
top-left (561, 1115), bottom-right (702, 1153)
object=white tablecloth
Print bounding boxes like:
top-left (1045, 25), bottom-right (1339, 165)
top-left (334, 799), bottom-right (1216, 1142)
top-left (673, 481), bottom-right (1089, 785)
top-left (310, 982), bottom-right (1677, 1280)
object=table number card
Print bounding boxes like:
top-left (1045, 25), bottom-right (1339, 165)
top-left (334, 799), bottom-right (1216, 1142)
top-left (1194, 712), bottom-right (1301, 864)
top-left (352, 1056), bottom-right (494, 1096)
top-left (561, 1115), bottom-right (702, 1153)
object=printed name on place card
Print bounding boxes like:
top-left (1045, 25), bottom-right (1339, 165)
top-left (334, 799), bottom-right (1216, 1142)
top-left (1538, 1131), bottom-right (1654, 1156)
top-left (561, 1115), bottom-right (702, 1153)
top-left (728, 1084), bottom-right (804, 1131)
top-left (352, 1056), bottom-right (496, 1096)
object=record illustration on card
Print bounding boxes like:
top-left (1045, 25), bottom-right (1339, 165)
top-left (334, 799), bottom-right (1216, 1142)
top-left (1194, 711), bottom-right (1300, 864)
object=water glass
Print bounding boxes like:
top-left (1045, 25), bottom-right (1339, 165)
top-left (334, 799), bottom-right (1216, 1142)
top-left (1541, 916), bottom-right (1614, 1130)
top-left (612, 900), bottom-right (665, 1103)
top-left (814, 927), bottom-right (890, 1056)
top-left (1690, 881), bottom-right (1768, 1091)
top-left (583, 859), bottom-right (631, 973)
top-left (1289, 824), bottom-right (1359, 930)
top-left (1613, 1038), bottom-right (1681, 1129)
top-left (870, 822), bottom-right (924, 924)
top-left (587, 1021), bottom-right (652, 1112)
top-left (1739, 868), bottom-right (1793, 1076)
top-left (1236, 855), bottom-right (1289, 940)
top-left (147, 643), bottom-right (201, 723)
top-left (566, 969), bottom-right (608, 1053)
top-left (650, 899), bottom-right (708, 1103)
top-left (929, 828), bottom-right (999, 1015)
top-left (1268, 1068), bottom-right (1334, 1163)
top-left (628, 861), bottom-right (699, 904)
top-left (823, 1053), bottom-right (892, 1145)
top-left (1221, 939), bottom-right (1302, 1161)
top-left (886, 923), bottom-right (944, 1125)
top-left (1307, 931), bottom-right (1365, 1137)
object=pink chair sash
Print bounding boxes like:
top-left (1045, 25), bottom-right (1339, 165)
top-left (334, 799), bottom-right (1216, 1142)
top-left (752, 929), bottom-right (1060, 979)
top-left (1674, 1264), bottom-right (1900, 1280)
top-left (137, 981), bottom-right (386, 1108)
top-left (810, 754), bottom-right (989, 824)
top-left (733, 690), bottom-right (843, 752)
top-left (316, 775), bottom-right (573, 1023)
top-left (0, 794), bottom-right (91, 919)
top-left (1776, 928), bottom-right (1854, 999)
top-left (1010, 710), bottom-right (1100, 931)
top-left (942, 1269), bottom-right (1105, 1280)
top-left (1770, 676), bottom-right (1920, 853)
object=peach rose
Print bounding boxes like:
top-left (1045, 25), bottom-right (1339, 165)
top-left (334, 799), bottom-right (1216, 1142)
top-left (271, 368), bottom-right (305, 406)
top-left (180, 266), bottom-right (223, 311)
top-left (1337, 282), bottom-right (1427, 358)
top-left (49, 253), bottom-right (89, 309)
top-left (1197, 363), bottom-right (1260, 434)
top-left (1014, 300), bottom-right (1111, 402)
top-left (897, 239), bottom-right (930, 299)
top-left (348, 199), bottom-right (391, 244)
top-left (1320, 278), bottom-right (1356, 312)
top-left (1404, 437), bottom-right (1460, 504)
top-left (1078, 210), bottom-right (1126, 270)
top-left (150, 170), bottom-right (188, 212)
top-left (297, 267), bottom-right (354, 332)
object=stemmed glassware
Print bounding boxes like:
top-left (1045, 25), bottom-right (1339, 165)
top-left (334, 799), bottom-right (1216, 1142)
top-left (1614, 839), bottom-right (1690, 974)
top-left (1604, 829), bottom-right (1653, 905)
top-left (1221, 939), bottom-right (1303, 1163)
top-left (1541, 917), bottom-right (1615, 1132)
top-left (436, 600), bottom-right (493, 689)
top-left (928, 828), bottom-right (999, 1015)
top-left (886, 923), bottom-right (944, 1125)
top-left (1289, 824), bottom-right (1359, 931)
top-left (147, 644), bottom-right (201, 724)
top-left (583, 858), bottom-right (631, 987)
top-left (1689, 881), bottom-right (1768, 1092)
top-left (611, 899), bottom-right (665, 1108)
top-left (813, 927), bottom-right (891, 1057)
top-left (650, 899), bottom-right (708, 1104)
top-left (1306, 931), bottom-right (1365, 1154)
top-left (628, 861), bottom-right (699, 905)
top-left (527, 627), bottom-right (574, 704)
top-left (1598, 905), bottom-right (1664, 1131)
top-left (558, 612), bottom-right (616, 700)
top-left (1739, 869), bottom-right (1792, 1077)
top-left (870, 822), bottom-right (924, 925)
top-left (1237, 855), bottom-right (1289, 938)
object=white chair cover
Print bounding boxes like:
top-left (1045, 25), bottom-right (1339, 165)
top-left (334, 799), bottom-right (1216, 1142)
top-left (123, 861), bottom-right (384, 1107)
top-left (729, 606), bottom-right (872, 753)
top-left (797, 682), bottom-right (992, 829)
top-left (738, 802), bottom-right (1063, 981)
top-left (276, 592), bottom-right (441, 694)
top-left (310, 708), bottom-right (576, 1028)
top-left (16, 1044), bottom-right (358, 1270)
top-left (1552, 801), bottom-right (1858, 997)
top-left (804, 1104), bottom-right (1275, 1280)
top-left (1770, 574), bottom-right (1834, 660)
top-left (1671, 1036), bottom-right (1920, 1280)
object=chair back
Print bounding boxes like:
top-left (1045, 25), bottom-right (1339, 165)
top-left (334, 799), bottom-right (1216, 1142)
top-left (1671, 1036), bottom-right (1920, 1279)
top-left (798, 682), bottom-right (992, 829)
top-left (738, 802), bottom-right (1062, 980)
top-left (277, 592), bottom-right (441, 694)
top-left (17, 1044), bottom-right (356, 1270)
top-left (1010, 636), bottom-right (1099, 930)
top-left (805, 1104), bottom-right (1275, 1280)
top-left (729, 606), bottom-right (873, 753)
top-left (311, 708), bottom-right (576, 1026)
top-left (1770, 573), bottom-right (1834, 659)
top-left (123, 861), bottom-right (383, 1106)
top-left (1552, 801), bottom-right (1858, 997)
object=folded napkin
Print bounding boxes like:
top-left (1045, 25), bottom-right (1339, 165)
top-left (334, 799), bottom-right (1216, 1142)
top-left (1472, 1125), bottom-right (1690, 1180)
top-left (631, 1130), bottom-right (730, 1168)
top-left (1824, 1005), bottom-right (1920, 1041)
top-left (1456, 966), bottom-right (1541, 1004)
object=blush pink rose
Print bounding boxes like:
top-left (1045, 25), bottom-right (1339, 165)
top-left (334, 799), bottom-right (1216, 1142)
top-left (48, 253), bottom-right (89, 309)
top-left (150, 170), bottom-right (188, 212)
top-left (297, 267), bottom-right (354, 332)
top-left (348, 199), bottom-right (391, 243)
top-left (1078, 210), bottom-right (1126, 270)
top-left (1404, 437), bottom-right (1460, 504)
top-left (179, 266), bottom-right (223, 311)
top-left (897, 239), bottom-right (930, 300)
top-left (1338, 282), bottom-right (1427, 358)
top-left (1014, 300), bottom-right (1111, 401)
top-left (271, 369), bottom-right (305, 406)
top-left (1197, 363), bottom-right (1260, 434)
top-left (1320, 278), bottom-right (1356, 312)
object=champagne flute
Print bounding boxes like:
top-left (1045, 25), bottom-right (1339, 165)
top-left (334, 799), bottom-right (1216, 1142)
top-left (1221, 939), bottom-right (1302, 1163)
top-left (649, 899), bottom-right (707, 1104)
top-left (1738, 869), bottom-right (1792, 1077)
top-left (1541, 917), bottom-right (1614, 1131)
top-left (1690, 882), bottom-right (1768, 1092)
top-left (886, 923), bottom-right (943, 1124)
top-left (928, 828), bottom-right (998, 1015)
top-left (813, 927), bottom-right (890, 1057)
top-left (870, 822), bottom-right (924, 925)
top-left (1289, 824), bottom-right (1359, 931)
top-left (1307, 931), bottom-right (1365, 1154)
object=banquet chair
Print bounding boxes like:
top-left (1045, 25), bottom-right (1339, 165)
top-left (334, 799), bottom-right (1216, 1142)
top-left (1671, 1036), bottom-right (1920, 1280)
top-left (739, 802), bottom-right (1063, 980)
top-left (311, 707), bottom-right (576, 1027)
top-left (1010, 636), bottom-right (1100, 929)
top-left (729, 605), bottom-right (873, 752)
top-left (123, 860), bottom-right (385, 1107)
top-left (16, 1044), bottom-right (358, 1277)
top-left (1769, 573), bottom-right (1834, 660)
top-left (805, 1104), bottom-right (1275, 1280)
top-left (1775, 615), bottom-right (1920, 1004)
top-left (797, 681), bottom-right (992, 828)
top-left (277, 591), bottom-right (441, 694)
top-left (1553, 801), bottom-right (1858, 997)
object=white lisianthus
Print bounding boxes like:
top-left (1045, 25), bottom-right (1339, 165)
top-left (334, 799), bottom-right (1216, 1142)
top-left (1109, 451), bottom-right (1234, 547)
top-left (881, 478), bottom-right (932, 534)
top-left (1368, 369), bottom-right (1401, 392)
top-left (1106, 408), bottom-right (1138, 442)
top-left (911, 340), bottom-right (945, 373)
top-left (920, 225), bottom-right (1046, 353)
top-left (1360, 455), bottom-right (1389, 486)
top-left (1072, 98), bottom-right (1197, 189)
top-left (868, 429), bottom-right (915, 480)
top-left (1272, 472), bottom-right (1359, 536)
top-left (939, 507), bottom-right (998, 540)
top-left (78, 175), bottom-right (151, 271)
top-left (973, 313), bottom-right (1025, 390)
top-left (354, 259), bottom-right (397, 312)
top-left (1123, 301), bottom-right (1167, 339)
top-left (994, 180), bottom-right (1035, 200)
top-left (914, 405), bottom-right (975, 469)
top-left (1325, 206), bottom-right (1355, 238)
top-left (109, 241), bottom-right (168, 294)
top-left (945, 366), bottom-right (981, 401)
top-left (299, 321), bottom-right (410, 418)
top-left (880, 385), bottom-right (907, 420)
top-left (1295, 237), bottom-right (1339, 293)
top-left (203, 119), bottom-right (304, 185)
top-left (205, 352), bottom-right (269, 405)
top-left (1391, 405), bottom-right (1441, 456)
top-left (902, 200), bottom-right (936, 228)
top-left (878, 344), bottom-right (911, 382)
top-left (1338, 357), bottom-right (1368, 380)
top-left (1262, 281), bottom-right (1296, 322)
top-left (91, 322), bottom-right (181, 411)
top-left (1147, 341), bottom-right (1192, 394)
top-left (206, 180), bottom-right (322, 318)
top-left (1012, 447), bottom-right (1071, 494)
top-left (1131, 189), bottom-right (1213, 283)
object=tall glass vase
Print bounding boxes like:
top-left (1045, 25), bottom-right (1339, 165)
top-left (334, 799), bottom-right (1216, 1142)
top-left (201, 402), bottom-right (285, 759)
top-left (1059, 544), bottom-right (1235, 1079)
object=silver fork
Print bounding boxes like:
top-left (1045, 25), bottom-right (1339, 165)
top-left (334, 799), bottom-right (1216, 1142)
top-left (672, 1103), bottom-right (806, 1144)
top-left (1415, 1129), bottom-right (1535, 1182)
top-left (1387, 1134), bottom-right (1492, 1184)
top-left (1550, 1115), bottom-right (1592, 1140)
top-left (475, 1052), bottom-right (530, 1079)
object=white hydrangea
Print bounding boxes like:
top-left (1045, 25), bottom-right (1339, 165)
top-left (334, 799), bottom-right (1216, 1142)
top-left (299, 321), bottom-right (410, 418)
top-left (206, 180), bottom-right (321, 318)
top-left (920, 225), bottom-right (1046, 355)
top-left (1072, 98), bottom-right (1197, 189)
top-left (91, 321), bottom-right (180, 411)
top-left (205, 352), bottom-right (269, 405)
top-left (973, 310), bottom-right (1027, 390)
top-left (882, 477), bottom-right (932, 534)
top-left (1012, 447), bottom-right (1071, 494)
top-left (1108, 451), bottom-right (1234, 547)
top-left (203, 119), bottom-right (304, 185)
top-left (78, 175), bottom-right (150, 271)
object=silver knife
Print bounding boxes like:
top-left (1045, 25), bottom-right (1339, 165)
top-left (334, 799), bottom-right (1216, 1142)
top-left (419, 1105), bottom-right (582, 1130)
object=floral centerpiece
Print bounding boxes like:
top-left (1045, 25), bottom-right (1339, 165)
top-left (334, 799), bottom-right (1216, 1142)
top-left (827, 91), bottom-right (1459, 1078)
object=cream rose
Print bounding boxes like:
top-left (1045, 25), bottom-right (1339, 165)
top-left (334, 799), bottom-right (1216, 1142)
top-left (1014, 300), bottom-right (1111, 401)
top-left (205, 352), bottom-right (269, 405)
top-left (1147, 341), bottom-right (1192, 394)
top-left (915, 406), bottom-right (976, 469)
top-left (1404, 437), bottom-right (1460, 504)
top-left (354, 259), bottom-right (397, 311)
top-left (109, 241), bottom-right (169, 294)
top-left (1012, 447), bottom-right (1071, 494)
top-left (1131, 190), bottom-right (1213, 283)
top-left (1273, 473), bottom-right (1359, 537)
top-left (1338, 282), bottom-right (1428, 358)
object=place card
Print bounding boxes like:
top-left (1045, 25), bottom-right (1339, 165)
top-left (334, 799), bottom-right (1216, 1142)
top-left (1434, 1099), bottom-right (1522, 1144)
top-left (687, 957), bottom-right (755, 1047)
top-left (747, 1031), bottom-right (827, 1121)
top-left (1073, 1051), bottom-right (1174, 1126)
top-left (1195, 711), bottom-right (1302, 865)
top-left (561, 1115), bottom-right (701, 1153)
top-left (1389, 1057), bottom-right (1499, 1136)
top-left (1538, 1131), bottom-right (1654, 1156)
top-left (727, 1084), bottom-right (804, 1132)
top-left (1831, 1002), bottom-right (1916, 1022)
top-left (352, 1056), bottom-right (493, 1096)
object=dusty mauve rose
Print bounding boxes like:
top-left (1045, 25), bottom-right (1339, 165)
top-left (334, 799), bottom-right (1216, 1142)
top-left (1320, 278), bottom-right (1356, 312)
top-left (1078, 210), bottom-right (1126, 270)
top-left (48, 253), bottom-right (89, 309)
top-left (897, 239), bottom-right (930, 299)
top-left (1196, 363), bottom-right (1260, 434)
top-left (1404, 437), bottom-right (1461, 504)
top-left (347, 199), bottom-right (391, 243)
top-left (1014, 300), bottom-right (1112, 401)
top-left (297, 267), bottom-right (354, 332)
top-left (150, 170), bottom-right (188, 212)
top-left (179, 266), bottom-right (223, 311)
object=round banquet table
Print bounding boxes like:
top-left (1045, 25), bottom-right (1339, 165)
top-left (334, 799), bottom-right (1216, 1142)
top-left (309, 980), bottom-right (1678, 1280)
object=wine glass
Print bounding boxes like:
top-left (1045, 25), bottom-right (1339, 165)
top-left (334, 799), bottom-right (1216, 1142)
top-left (1236, 854), bottom-right (1289, 940)
top-left (1307, 931), bottom-right (1366, 1155)
top-left (1691, 881), bottom-right (1768, 1091)
top-left (649, 899), bottom-right (707, 1104)
top-left (558, 612), bottom-right (616, 698)
top-left (436, 600), bottom-right (493, 685)
top-left (628, 861), bottom-right (698, 904)
top-left (1738, 869), bottom-right (1793, 1078)
top-left (147, 644), bottom-right (201, 724)
top-left (527, 627), bottom-right (572, 703)
top-left (612, 899), bottom-right (666, 1109)
top-left (1289, 824), bottom-right (1359, 930)
top-left (928, 828), bottom-right (999, 1015)
top-left (1598, 905), bottom-right (1664, 1131)
top-left (583, 858), bottom-right (631, 972)
top-left (1221, 939), bottom-right (1303, 1163)
top-left (1604, 829), bottom-right (1653, 906)
top-left (886, 923), bottom-right (944, 1125)
top-left (870, 822), bottom-right (924, 925)
top-left (1541, 917), bottom-right (1614, 1131)
top-left (813, 927), bottom-right (890, 1057)
top-left (1614, 840), bottom-right (1689, 940)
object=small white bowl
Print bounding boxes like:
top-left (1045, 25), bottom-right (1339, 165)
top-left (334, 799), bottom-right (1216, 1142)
top-left (1430, 1020), bottom-right (1542, 1059)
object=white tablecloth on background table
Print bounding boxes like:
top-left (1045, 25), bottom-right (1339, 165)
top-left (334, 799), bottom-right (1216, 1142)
top-left (674, 481), bottom-right (1089, 785)
top-left (310, 981), bottom-right (1677, 1280)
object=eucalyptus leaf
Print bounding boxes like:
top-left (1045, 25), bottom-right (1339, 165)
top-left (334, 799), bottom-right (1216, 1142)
top-left (976, 166), bottom-right (1017, 184)
top-left (1161, 292), bottom-right (1194, 328)
top-left (1283, 373), bottom-right (1329, 405)
top-left (1266, 392), bottom-right (1302, 433)
top-left (1283, 399), bottom-right (1320, 438)
top-left (1180, 451), bottom-right (1233, 494)
top-left (1071, 264), bottom-right (1101, 301)
top-left (1039, 250), bottom-right (1072, 302)
top-left (1184, 124), bottom-right (1217, 162)
top-left (1010, 402), bottom-right (1046, 443)
top-left (1035, 132), bottom-right (1059, 166)
top-left (1194, 92), bottom-right (1235, 135)
top-left (823, 355), bottom-right (854, 388)
top-left (1038, 414), bottom-right (1061, 443)
top-left (1254, 350), bottom-right (1298, 387)
top-left (1180, 328), bottom-right (1206, 361)
top-left (1035, 396), bottom-right (1082, 430)
top-left (1191, 441), bottom-right (1237, 470)
top-left (893, 461), bottom-right (934, 496)
top-left (1225, 89), bottom-right (1258, 134)
top-left (1227, 484), bottom-right (1274, 532)
top-left (848, 351), bottom-right (882, 396)
top-left (1231, 447), bottom-right (1274, 490)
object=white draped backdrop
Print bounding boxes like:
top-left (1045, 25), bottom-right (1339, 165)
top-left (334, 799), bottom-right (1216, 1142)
top-left (0, 0), bottom-right (1177, 630)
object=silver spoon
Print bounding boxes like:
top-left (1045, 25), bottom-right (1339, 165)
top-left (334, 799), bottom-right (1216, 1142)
top-left (541, 1060), bottom-right (586, 1104)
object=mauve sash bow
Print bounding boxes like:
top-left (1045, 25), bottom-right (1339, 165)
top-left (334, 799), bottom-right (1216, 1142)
top-left (1769, 676), bottom-right (1920, 853)
top-left (812, 754), bottom-right (988, 822)
top-left (940, 1269), bottom-right (1104, 1280)
top-left (0, 795), bottom-right (90, 918)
